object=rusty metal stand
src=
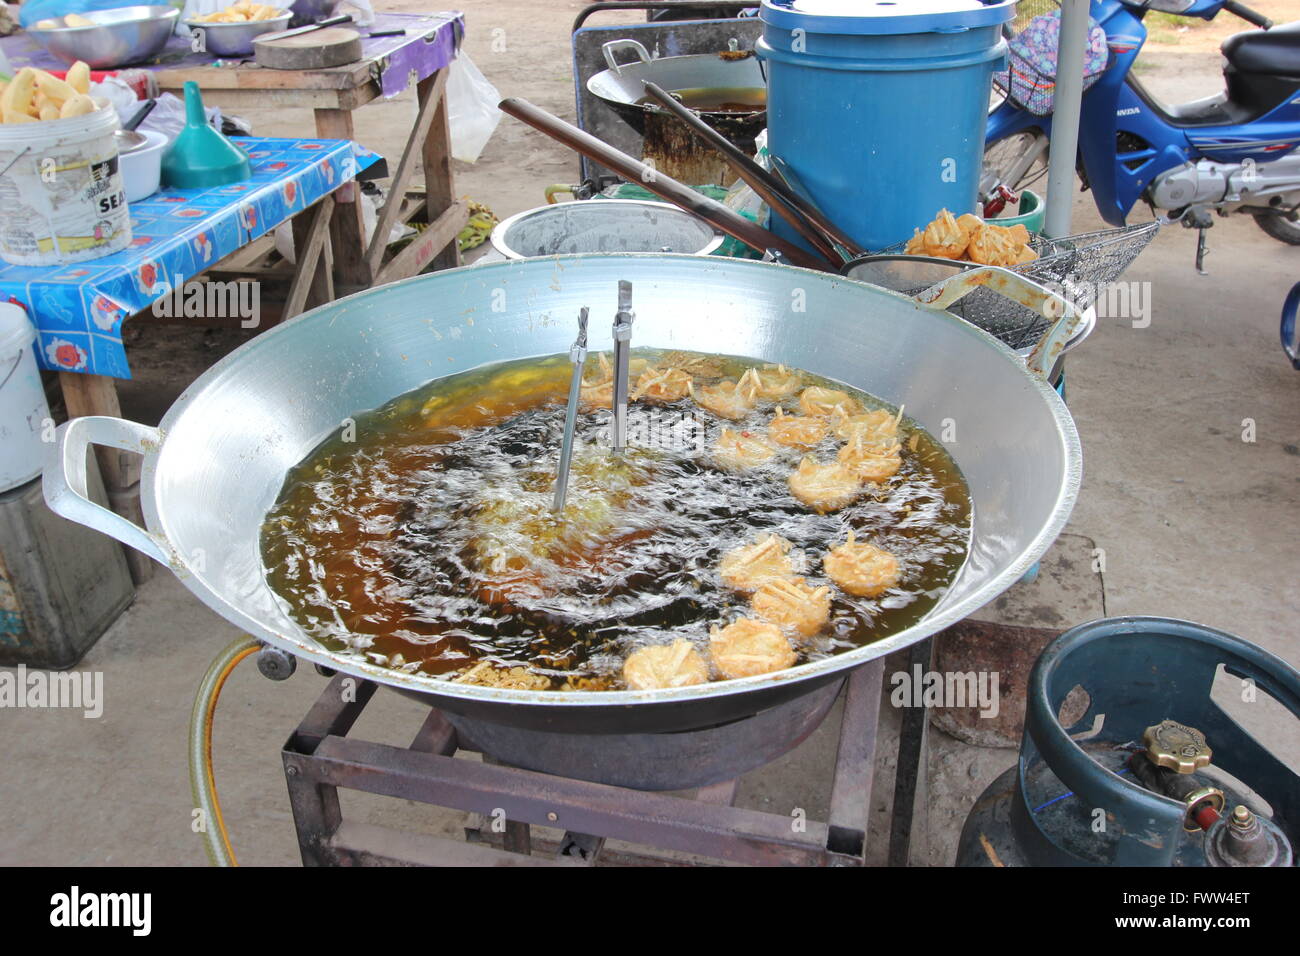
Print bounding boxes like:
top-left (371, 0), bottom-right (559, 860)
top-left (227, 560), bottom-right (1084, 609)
top-left (283, 660), bottom-right (888, 867)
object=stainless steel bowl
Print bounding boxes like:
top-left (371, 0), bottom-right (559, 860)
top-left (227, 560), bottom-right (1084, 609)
top-left (184, 10), bottom-right (292, 57)
top-left (491, 200), bottom-right (725, 259)
top-left (287, 0), bottom-right (339, 27)
top-left (28, 5), bottom-right (179, 69)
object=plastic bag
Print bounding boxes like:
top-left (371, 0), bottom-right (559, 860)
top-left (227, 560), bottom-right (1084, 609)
top-left (134, 90), bottom-right (223, 144)
top-left (446, 52), bottom-right (500, 164)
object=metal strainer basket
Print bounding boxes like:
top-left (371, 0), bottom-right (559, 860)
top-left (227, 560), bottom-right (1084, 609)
top-left (846, 220), bottom-right (1160, 351)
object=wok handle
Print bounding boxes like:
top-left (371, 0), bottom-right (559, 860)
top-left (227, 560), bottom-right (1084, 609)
top-left (43, 415), bottom-right (172, 566)
top-left (602, 39), bottom-right (652, 74)
top-left (914, 266), bottom-right (1080, 380)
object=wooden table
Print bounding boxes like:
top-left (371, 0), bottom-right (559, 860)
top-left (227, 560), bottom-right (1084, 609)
top-left (152, 12), bottom-right (469, 291)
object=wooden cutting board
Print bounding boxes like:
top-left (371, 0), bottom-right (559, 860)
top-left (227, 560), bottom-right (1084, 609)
top-left (253, 27), bottom-right (363, 70)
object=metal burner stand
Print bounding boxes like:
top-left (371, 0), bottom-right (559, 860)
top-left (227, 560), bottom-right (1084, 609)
top-left (282, 660), bottom-right (906, 866)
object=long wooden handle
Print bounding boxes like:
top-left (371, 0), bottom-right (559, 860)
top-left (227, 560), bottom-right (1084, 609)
top-left (642, 81), bottom-right (859, 264)
top-left (498, 97), bottom-right (836, 272)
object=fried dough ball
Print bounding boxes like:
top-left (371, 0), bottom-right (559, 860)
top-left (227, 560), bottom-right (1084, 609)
top-left (752, 576), bottom-right (831, 637)
top-left (798, 385), bottom-right (861, 418)
top-left (691, 368), bottom-right (761, 420)
top-left (769, 407), bottom-right (829, 449)
top-left (837, 432), bottom-right (902, 484)
top-left (709, 618), bottom-right (797, 679)
top-left (713, 427), bottom-right (776, 471)
top-left (823, 530), bottom-right (900, 598)
top-left (831, 406), bottom-right (902, 443)
top-left (632, 365), bottom-right (693, 404)
top-left (788, 457), bottom-right (862, 513)
top-left (622, 639), bottom-right (710, 690)
top-left (752, 363), bottom-right (803, 400)
top-left (718, 532), bottom-right (797, 591)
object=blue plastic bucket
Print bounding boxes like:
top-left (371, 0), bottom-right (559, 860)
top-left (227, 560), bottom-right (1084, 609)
top-left (757, 0), bottom-right (1015, 252)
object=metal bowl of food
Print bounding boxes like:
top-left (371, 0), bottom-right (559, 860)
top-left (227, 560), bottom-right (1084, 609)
top-left (184, 6), bottom-right (292, 57)
top-left (28, 5), bottom-right (179, 69)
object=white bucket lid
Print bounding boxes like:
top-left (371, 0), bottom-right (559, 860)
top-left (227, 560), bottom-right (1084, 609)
top-left (0, 302), bottom-right (36, 353)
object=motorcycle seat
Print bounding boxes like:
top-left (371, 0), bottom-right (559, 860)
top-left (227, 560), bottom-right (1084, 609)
top-left (1222, 21), bottom-right (1300, 77)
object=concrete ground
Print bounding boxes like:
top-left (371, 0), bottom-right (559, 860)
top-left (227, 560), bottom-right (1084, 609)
top-left (1, 2), bottom-right (1297, 867)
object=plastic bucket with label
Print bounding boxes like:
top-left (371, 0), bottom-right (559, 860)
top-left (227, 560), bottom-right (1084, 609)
top-left (0, 106), bottom-right (132, 267)
top-left (0, 303), bottom-right (51, 493)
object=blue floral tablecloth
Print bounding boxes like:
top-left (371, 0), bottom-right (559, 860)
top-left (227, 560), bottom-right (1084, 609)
top-left (0, 136), bottom-right (378, 379)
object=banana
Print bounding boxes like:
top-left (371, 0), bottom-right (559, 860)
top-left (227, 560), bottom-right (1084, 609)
top-left (1, 68), bottom-right (37, 121)
top-left (58, 94), bottom-right (96, 119)
top-left (35, 71), bottom-right (77, 107)
top-left (66, 61), bottom-right (91, 96)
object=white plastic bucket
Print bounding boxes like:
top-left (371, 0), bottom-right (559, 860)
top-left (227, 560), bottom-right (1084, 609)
top-left (0, 106), bottom-right (132, 267)
top-left (0, 303), bottom-right (51, 493)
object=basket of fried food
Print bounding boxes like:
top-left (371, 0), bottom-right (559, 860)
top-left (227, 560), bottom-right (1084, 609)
top-left (845, 209), bottom-right (1078, 351)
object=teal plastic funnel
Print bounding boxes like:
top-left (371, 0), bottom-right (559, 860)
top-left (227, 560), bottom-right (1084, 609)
top-left (160, 81), bottom-right (251, 190)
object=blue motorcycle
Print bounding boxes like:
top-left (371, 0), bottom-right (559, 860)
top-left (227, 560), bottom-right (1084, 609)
top-left (982, 0), bottom-right (1300, 271)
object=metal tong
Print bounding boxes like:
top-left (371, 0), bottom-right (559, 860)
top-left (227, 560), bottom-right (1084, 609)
top-left (552, 307), bottom-right (589, 513)
top-left (611, 280), bottom-right (634, 452)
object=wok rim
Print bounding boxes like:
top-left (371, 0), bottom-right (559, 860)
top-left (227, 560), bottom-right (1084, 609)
top-left (145, 253), bottom-right (1082, 710)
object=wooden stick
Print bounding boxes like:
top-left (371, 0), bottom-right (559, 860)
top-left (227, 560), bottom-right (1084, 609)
top-left (498, 97), bottom-right (837, 272)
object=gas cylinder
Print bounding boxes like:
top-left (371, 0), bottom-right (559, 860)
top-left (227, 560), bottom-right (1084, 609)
top-left (957, 617), bottom-right (1297, 867)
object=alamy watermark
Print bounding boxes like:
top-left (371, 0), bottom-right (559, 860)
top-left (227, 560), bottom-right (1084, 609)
top-left (151, 272), bottom-right (260, 328)
top-left (0, 665), bottom-right (103, 718)
top-left (890, 664), bottom-right (1000, 718)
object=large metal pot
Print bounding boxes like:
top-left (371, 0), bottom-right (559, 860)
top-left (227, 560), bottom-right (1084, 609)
top-left (44, 255), bottom-right (1081, 736)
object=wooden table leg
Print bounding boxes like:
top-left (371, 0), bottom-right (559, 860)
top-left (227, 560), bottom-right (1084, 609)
top-left (419, 69), bottom-right (461, 273)
top-left (58, 371), bottom-right (154, 585)
top-left (314, 107), bottom-right (371, 290)
top-left (287, 195), bottom-right (336, 320)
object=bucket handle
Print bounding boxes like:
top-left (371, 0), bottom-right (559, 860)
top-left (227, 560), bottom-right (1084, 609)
top-left (914, 266), bottom-right (1080, 380)
top-left (43, 415), bottom-right (172, 567)
top-left (602, 39), bottom-right (653, 75)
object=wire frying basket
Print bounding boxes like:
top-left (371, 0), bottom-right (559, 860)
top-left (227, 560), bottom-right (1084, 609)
top-left (848, 220), bottom-right (1161, 352)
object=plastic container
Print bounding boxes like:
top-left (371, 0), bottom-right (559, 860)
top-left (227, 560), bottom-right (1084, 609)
top-left (160, 81), bottom-right (251, 189)
top-left (0, 304), bottom-right (52, 493)
top-left (0, 105), bottom-right (132, 266)
top-left (757, 0), bottom-right (1016, 252)
top-left (991, 188), bottom-right (1045, 233)
top-left (119, 128), bottom-right (167, 202)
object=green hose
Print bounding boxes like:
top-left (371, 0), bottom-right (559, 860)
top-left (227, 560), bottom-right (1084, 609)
top-left (188, 636), bottom-right (260, 867)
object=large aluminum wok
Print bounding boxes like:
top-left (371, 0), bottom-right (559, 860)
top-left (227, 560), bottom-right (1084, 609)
top-left (587, 39), bottom-right (767, 141)
top-left (44, 255), bottom-right (1080, 735)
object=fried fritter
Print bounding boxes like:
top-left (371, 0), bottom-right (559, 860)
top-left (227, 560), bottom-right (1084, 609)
top-left (798, 385), bottom-right (862, 419)
top-left (751, 576), bottom-right (831, 637)
top-left (691, 368), bottom-right (761, 420)
top-left (622, 639), bottom-right (710, 690)
top-left (713, 427), bottom-right (777, 471)
top-left (718, 532), bottom-right (798, 591)
top-left (823, 530), bottom-right (900, 598)
top-left (788, 457), bottom-right (862, 513)
top-left (837, 432), bottom-right (902, 484)
top-left (709, 618), bottom-right (797, 679)
top-left (769, 407), bottom-right (829, 449)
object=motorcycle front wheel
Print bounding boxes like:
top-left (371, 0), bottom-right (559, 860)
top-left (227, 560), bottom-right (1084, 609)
top-left (980, 129), bottom-right (1050, 204)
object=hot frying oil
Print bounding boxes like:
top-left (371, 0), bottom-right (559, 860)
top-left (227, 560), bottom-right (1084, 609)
top-left (261, 351), bottom-right (971, 690)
